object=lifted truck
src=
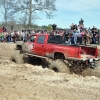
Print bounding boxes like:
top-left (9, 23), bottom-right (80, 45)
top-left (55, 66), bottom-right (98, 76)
top-left (10, 34), bottom-right (100, 75)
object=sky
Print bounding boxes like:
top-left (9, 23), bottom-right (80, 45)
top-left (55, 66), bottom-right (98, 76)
top-left (36, 0), bottom-right (100, 29)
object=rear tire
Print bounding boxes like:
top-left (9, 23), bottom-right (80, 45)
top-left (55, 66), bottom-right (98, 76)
top-left (49, 59), bottom-right (70, 73)
top-left (10, 50), bottom-right (24, 64)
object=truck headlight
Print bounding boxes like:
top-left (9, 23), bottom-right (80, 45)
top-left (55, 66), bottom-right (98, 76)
top-left (89, 59), bottom-right (93, 62)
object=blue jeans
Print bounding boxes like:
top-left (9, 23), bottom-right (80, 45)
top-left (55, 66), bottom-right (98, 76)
top-left (78, 37), bottom-right (82, 44)
top-left (67, 37), bottom-right (74, 44)
top-left (92, 37), bottom-right (96, 44)
top-left (71, 37), bottom-right (74, 44)
top-left (1, 37), bottom-right (4, 42)
top-left (73, 33), bottom-right (78, 44)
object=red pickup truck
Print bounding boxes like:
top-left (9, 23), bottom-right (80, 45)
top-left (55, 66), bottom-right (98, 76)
top-left (10, 33), bottom-right (100, 75)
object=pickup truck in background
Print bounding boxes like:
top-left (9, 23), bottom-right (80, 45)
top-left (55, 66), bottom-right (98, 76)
top-left (10, 33), bottom-right (100, 75)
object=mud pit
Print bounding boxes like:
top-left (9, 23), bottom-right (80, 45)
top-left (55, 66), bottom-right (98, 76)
top-left (0, 43), bottom-right (100, 100)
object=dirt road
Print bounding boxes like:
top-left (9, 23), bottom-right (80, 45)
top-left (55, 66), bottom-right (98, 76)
top-left (0, 43), bottom-right (100, 100)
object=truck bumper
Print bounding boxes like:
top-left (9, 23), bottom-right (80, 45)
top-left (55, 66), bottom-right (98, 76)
top-left (66, 57), bottom-right (100, 69)
top-left (65, 57), bottom-right (100, 62)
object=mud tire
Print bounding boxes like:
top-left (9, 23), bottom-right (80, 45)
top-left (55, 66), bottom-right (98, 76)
top-left (49, 59), bottom-right (70, 73)
top-left (10, 50), bottom-right (24, 64)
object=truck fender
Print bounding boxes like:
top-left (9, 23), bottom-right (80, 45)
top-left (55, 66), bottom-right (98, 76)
top-left (54, 51), bottom-right (65, 60)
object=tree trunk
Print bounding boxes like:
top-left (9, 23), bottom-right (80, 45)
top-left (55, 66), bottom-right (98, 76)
top-left (28, 0), bottom-right (32, 29)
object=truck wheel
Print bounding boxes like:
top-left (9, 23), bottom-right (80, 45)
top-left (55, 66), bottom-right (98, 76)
top-left (49, 59), bottom-right (70, 73)
top-left (10, 50), bottom-right (24, 64)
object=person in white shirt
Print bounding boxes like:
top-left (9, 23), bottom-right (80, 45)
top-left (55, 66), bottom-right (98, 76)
top-left (77, 25), bottom-right (82, 44)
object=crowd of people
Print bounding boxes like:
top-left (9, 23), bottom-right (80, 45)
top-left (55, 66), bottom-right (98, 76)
top-left (65, 23), bottom-right (100, 45)
top-left (51, 23), bottom-right (100, 45)
top-left (0, 30), bottom-right (36, 43)
top-left (0, 24), bottom-right (100, 45)
top-left (0, 29), bottom-right (51, 43)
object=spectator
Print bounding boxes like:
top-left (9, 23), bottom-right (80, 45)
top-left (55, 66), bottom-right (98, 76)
top-left (69, 30), bottom-right (74, 44)
top-left (74, 24), bottom-right (78, 30)
top-left (30, 30), bottom-right (35, 34)
top-left (98, 29), bottom-right (100, 44)
top-left (22, 30), bottom-right (28, 42)
top-left (52, 24), bottom-right (57, 31)
top-left (11, 31), bottom-right (15, 42)
top-left (85, 29), bottom-right (92, 44)
top-left (70, 23), bottom-right (75, 31)
top-left (77, 26), bottom-right (82, 44)
top-left (91, 26), bottom-right (97, 44)
top-left (0, 33), bottom-right (4, 42)
top-left (73, 29), bottom-right (78, 44)
top-left (6, 32), bottom-right (11, 42)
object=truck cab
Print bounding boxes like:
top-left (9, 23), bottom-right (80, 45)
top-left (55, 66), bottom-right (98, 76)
top-left (17, 34), bottom-right (64, 56)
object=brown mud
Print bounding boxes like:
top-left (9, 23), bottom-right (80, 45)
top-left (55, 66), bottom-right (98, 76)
top-left (0, 43), bottom-right (100, 100)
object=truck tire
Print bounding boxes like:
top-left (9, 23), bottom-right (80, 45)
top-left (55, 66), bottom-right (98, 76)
top-left (10, 50), bottom-right (24, 64)
top-left (49, 59), bottom-right (70, 73)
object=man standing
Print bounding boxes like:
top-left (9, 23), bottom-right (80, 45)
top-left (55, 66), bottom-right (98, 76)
top-left (52, 24), bottom-right (57, 31)
top-left (91, 26), bottom-right (97, 44)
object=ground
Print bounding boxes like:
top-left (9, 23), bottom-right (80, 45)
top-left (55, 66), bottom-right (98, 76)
top-left (0, 43), bottom-right (100, 100)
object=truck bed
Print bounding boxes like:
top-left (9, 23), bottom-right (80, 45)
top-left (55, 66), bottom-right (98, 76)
top-left (55, 43), bottom-right (97, 57)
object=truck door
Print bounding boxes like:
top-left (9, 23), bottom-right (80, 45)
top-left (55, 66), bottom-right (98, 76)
top-left (34, 35), bottom-right (46, 56)
top-left (22, 35), bottom-right (36, 54)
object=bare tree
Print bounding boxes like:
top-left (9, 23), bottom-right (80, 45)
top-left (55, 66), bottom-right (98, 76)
top-left (9, 0), bottom-right (56, 29)
top-left (0, 0), bottom-right (13, 28)
top-left (18, 7), bottom-right (39, 29)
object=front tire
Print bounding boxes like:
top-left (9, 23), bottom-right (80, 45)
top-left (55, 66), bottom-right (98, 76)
top-left (10, 50), bottom-right (24, 64)
top-left (49, 59), bottom-right (70, 73)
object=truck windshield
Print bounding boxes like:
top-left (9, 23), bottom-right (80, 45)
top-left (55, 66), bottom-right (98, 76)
top-left (27, 35), bottom-right (36, 42)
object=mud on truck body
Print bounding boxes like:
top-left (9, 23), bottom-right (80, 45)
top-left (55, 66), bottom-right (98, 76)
top-left (10, 33), bottom-right (100, 75)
